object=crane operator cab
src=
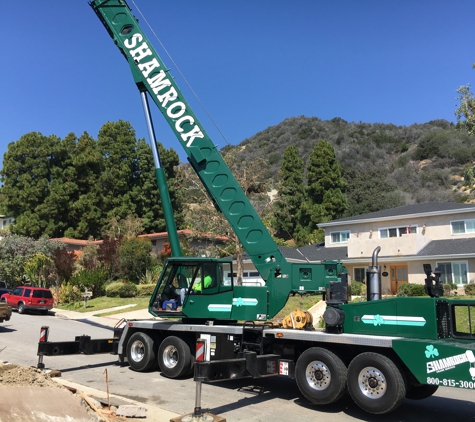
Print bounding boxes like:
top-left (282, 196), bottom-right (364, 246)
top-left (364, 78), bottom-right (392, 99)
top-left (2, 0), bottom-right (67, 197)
top-left (149, 256), bottom-right (270, 322)
top-left (149, 257), bottom-right (234, 320)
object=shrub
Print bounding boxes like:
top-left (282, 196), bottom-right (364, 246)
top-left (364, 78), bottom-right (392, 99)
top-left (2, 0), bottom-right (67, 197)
top-left (106, 280), bottom-right (137, 298)
top-left (137, 284), bottom-right (156, 297)
top-left (69, 269), bottom-right (108, 298)
top-left (59, 282), bottom-right (82, 304)
top-left (349, 281), bottom-right (366, 296)
top-left (464, 283), bottom-right (475, 296)
top-left (443, 283), bottom-right (458, 296)
top-left (397, 283), bottom-right (425, 297)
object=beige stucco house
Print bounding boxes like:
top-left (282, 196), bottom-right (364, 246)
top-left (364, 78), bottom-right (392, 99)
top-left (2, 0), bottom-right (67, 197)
top-left (241, 202), bottom-right (475, 294)
top-left (310, 202), bottom-right (475, 294)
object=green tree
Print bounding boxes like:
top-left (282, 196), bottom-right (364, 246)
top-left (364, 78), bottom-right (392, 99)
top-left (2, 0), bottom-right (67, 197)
top-left (0, 235), bottom-right (63, 287)
top-left (119, 237), bottom-right (153, 283)
top-left (1, 121), bottom-right (183, 240)
top-left (97, 120), bottom-right (139, 223)
top-left (24, 253), bottom-right (54, 287)
top-left (296, 140), bottom-right (347, 244)
top-left (0, 132), bottom-right (75, 238)
top-left (343, 168), bottom-right (404, 217)
top-left (455, 82), bottom-right (475, 135)
top-left (132, 140), bottom-right (184, 233)
top-left (76, 238), bottom-right (100, 272)
top-left (64, 131), bottom-right (104, 239)
top-left (273, 146), bottom-right (305, 241)
top-left (463, 164), bottom-right (475, 187)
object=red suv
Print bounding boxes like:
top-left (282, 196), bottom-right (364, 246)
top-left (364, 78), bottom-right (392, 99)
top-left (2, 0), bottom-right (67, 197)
top-left (0, 286), bottom-right (54, 315)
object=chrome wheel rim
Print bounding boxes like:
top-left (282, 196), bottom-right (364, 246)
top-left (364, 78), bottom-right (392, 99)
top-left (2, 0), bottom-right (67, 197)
top-left (305, 360), bottom-right (331, 391)
top-left (130, 340), bottom-right (145, 363)
top-left (162, 345), bottom-right (178, 369)
top-left (357, 366), bottom-right (387, 399)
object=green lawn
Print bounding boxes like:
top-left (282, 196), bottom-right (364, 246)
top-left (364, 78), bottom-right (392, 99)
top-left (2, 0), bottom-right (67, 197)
top-left (56, 296), bottom-right (151, 313)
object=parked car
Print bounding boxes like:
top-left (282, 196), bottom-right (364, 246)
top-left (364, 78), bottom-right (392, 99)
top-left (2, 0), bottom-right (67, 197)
top-left (0, 281), bottom-right (11, 296)
top-left (0, 286), bottom-right (54, 315)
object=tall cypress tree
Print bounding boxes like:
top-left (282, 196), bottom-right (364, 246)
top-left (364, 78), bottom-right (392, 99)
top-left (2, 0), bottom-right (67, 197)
top-left (0, 132), bottom-right (75, 238)
top-left (97, 120), bottom-right (139, 223)
top-left (1, 120), bottom-right (184, 239)
top-left (65, 131), bottom-right (104, 239)
top-left (296, 140), bottom-right (347, 244)
top-left (273, 146), bottom-right (305, 241)
top-left (133, 139), bottom-right (184, 233)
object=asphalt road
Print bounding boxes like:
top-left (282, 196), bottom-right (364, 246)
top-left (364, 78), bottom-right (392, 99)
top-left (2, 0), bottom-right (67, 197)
top-left (1, 310), bottom-right (474, 422)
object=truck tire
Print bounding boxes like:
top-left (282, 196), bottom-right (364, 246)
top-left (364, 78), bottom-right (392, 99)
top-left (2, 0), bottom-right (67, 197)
top-left (295, 347), bottom-right (347, 405)
top-left (347, 352), bottom-right (406, 414)
top-left (126, 332), bottom-right (158, 372)
top-left (158, 336), bottom-right (191, 379)
top-left (18, 303), bottom-right (25, 314)
top-left (406, 384), bottom-right (438, 400)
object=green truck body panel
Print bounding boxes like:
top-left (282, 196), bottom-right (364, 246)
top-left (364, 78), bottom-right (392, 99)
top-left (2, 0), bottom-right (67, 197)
top-left (90, 0), bottom-right (346, 320)
top-left (342, 297), bottom-right (440, 338)
top-left (341, 297), bottom-right (475, 389)
top-left (392, 338), bottom-right (475, 388)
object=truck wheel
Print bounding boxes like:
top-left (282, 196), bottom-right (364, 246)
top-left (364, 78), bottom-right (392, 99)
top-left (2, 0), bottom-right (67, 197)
top-left (18, 303), bottom-right (25, 314)
top-left (406, 384), bottom-right (438, 400)
top-left (158, 336), bottom-right (191, 379)
top-left (126, 332), bottom-right (158, 372)
top-left (295, 347), bottom-right (347, 405)
top-left (347, 352), bottom-right (406, 414)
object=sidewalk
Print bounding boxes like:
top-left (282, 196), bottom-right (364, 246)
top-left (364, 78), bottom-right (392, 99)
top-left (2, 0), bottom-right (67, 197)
top-left (52, 304), bottom-right (158, 328)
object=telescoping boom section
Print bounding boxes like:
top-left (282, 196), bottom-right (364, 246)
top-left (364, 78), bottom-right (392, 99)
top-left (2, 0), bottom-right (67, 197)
top-left (89, 0), bottom-right (347, 320)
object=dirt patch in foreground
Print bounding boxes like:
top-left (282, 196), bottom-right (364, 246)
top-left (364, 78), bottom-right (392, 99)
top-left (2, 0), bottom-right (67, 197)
top-left (0, 361), bottom-right (61, 388)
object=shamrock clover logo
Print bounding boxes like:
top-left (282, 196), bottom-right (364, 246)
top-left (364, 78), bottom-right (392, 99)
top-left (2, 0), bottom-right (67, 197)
top-left (373, 314), bottom-right (384, 326)
top-left (234, 297), bottom-right (245, 307)
top-left (425, 345), bottom-right (439, 359)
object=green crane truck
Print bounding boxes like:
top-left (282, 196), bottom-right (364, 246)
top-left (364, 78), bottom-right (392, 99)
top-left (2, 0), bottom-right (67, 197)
top-left (37, 1), bottom-right (475, 415)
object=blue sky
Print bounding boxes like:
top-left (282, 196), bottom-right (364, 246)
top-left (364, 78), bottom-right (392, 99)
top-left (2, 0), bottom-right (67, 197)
top-left (2, 1), bottom-right (475, 163)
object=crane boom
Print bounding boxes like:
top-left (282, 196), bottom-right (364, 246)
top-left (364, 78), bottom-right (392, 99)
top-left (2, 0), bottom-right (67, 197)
top-left (90, 0), bottom-right (346, 320)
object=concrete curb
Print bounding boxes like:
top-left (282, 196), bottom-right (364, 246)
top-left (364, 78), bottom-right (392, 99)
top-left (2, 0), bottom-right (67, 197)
top-left (52, 306), bottom-right (159, 328)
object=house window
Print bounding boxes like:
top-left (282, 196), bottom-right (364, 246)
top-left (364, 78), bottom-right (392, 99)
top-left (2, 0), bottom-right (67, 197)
top-left (331, 231), bottom-right (350, 244)
top-left (437, 261), bottom-right (468, 285)
top-left (354, 268), bottom-right (366, 282)
top-left (379, 226), bottom-right (416, 238)
top-left (451, 220), bottom-right (475, 235)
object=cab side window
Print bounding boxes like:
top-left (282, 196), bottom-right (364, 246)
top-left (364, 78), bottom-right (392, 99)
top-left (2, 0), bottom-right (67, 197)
top-left (12, 288), bottom-right (23, 296)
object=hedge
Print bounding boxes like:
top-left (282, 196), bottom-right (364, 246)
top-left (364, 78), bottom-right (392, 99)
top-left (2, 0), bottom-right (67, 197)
top-left (137, 284), bottom-right (156, 297)
top-left (105, 281), bottom-right (137, 298)
top-left (464, 284), bottom-right (475, 295)
top-left (397, 283), bottom-right (425, 297)
top-left (349, 281), bottom-right (366, 296)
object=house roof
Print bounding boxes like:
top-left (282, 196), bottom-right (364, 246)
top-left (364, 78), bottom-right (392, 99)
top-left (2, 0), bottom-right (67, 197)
top-left (280, 238), bottom-right (475, 264)
top-left (319, 202), bottom-right (475, 227)
top-left (416, 238), bottom-right (475, 257)
top-left (297, 244), bottom-right (348, 261)
top-left (50, 237), bottom-right (101, 246)
top-left (52, 230), bottom-right (230, 250)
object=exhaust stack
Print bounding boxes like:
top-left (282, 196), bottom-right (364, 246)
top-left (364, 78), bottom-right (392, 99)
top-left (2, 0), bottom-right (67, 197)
top-left (366, 246), bottom-right (382, 301)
